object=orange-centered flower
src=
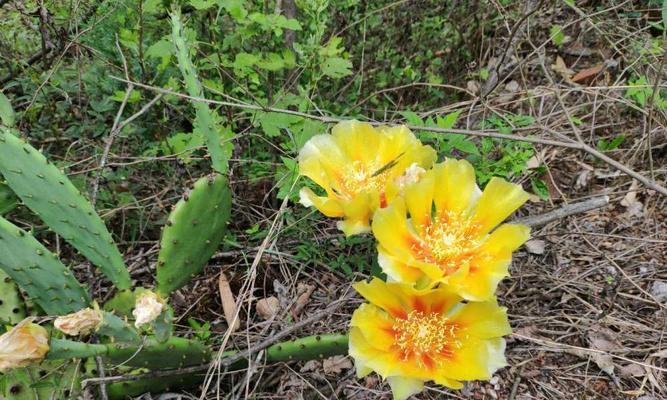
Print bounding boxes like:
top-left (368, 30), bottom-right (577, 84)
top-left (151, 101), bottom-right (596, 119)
top-left (372, 159), bottom-right (530, 300)
top-left (350, 278), bottom-right (511, 400)
top-left (298, 120), bottom-right (436, 236)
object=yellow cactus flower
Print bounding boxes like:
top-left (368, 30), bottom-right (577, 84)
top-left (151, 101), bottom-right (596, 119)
top-left (372, 159), bottom-right (530, 300)
top-left (298, 120), bottom-right (436, 236)
top-left (0, 318), bottom-right (49, 372)
top-left (54, 307), bottom-right (102, 336)
top-left (350, 278), bottom-right (511, 400)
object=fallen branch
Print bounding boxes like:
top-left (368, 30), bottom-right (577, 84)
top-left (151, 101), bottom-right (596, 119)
top-left (514, 196), bottom-right (610, 227)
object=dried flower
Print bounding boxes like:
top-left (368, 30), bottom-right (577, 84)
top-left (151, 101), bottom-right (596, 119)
top-left (132, 291), bottom-right (165, 328)
top-left (0, 318), bottom-right (49, 372)
top-left (54, 307), bottom-right (102, 336)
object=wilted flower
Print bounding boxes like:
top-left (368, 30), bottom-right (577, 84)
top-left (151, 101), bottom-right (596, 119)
top-left (372, 159), bottom-right (530, 300)
top-left (54, 307), bottom-right (102, 336)
top-left (349, 279), bottom-right (511, 400)
top-left (132, 291), bottom-right (165, 328)
top-left (299, 120), bottom-right (436, 236)
top-left (0, 318), bottom-right (49, 372)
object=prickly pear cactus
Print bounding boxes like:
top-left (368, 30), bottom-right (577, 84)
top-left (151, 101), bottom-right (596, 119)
top-left (98, 311), bottom-right (140, 343)
top-left (156, 174), bottom-right (231, 296)
top-left (0, 129), bottom-right (131, 289)
top-left (106, 336), bottom-right (211, 369)
top-left (0, 269), bottom-right (25, 324)
top-left (171, 12), bottom-right (232, 174)
top-left (1, 359), bottom-right (96, 400)
top-left (0, 216), bottom-right (90, 314)
top-left (267, 333), bottom-right (349, 361)
top-left (107, 370), bottom-right (206, 400)
top-left (0, 180), bottom-right (17, 215)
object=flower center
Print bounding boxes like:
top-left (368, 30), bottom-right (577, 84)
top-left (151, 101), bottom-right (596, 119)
top-left (412, 211), bottom-right (481, 275)
top-left (340, 160), bottom-right (386, 195)
top-left (392, 310), bottom-right (460, 358)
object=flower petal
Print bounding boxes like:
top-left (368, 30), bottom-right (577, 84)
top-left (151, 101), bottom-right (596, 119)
top-left (432, 159), bottom-right (480, 216)
top-left (299, 187), bottom-right (344, 218)
top-left (298, 134), bottom-right (348, 192)
top-left (450, 301), bottom-right (512, 339)
top-left (353, 278), bottom-right (409, 318)
top-left (337, 194), bottom-right (373, 236)
top-left (404, 173), bottom-right (435, 234)
top-left (372, 198), bottom-right (420, 261)
top-left (331, 120), bottom-right (382, 164)
top-left (387, 376), bottom-right (425, 400)
top-left (350, 304), bottom-right (396, 352)
top-left (378, 246), bottom-right (424, 285)
top-left (471, 177), bottom-right (529, 235)
top-left (479, 223), bottom-right (531, 254)
top-left (437, 336), bottom-right (501, 381)
top-left (349, 327), bottom-right (382, 378)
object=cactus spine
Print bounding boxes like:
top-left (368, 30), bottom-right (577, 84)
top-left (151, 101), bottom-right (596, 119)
top-left (156, 174), bottom-right (231, 296)
top-left (0, 129), bottom-right (130, 289)
top-left (0, 216), bottom-right (90, 314)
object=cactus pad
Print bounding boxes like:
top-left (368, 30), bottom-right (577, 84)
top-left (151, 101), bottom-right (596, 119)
top-left (1, 359), bottom-right (95, 400)
top-left (107, 370), bottom-right (206, 400)
top-left (0, 216), bottom-right (90, 314)
top-left (0, 269), bottom-right (26, 324)
top-left (171, 12), bottom-right (233, 174)
top-left (106, 336), bottom-right (211, 369)
top-left (0, 130), bottom-right (130, 289)
top-left (156, 174), bottom-right (231, 296)
top-left (98, 311), bottom-right (140, 343)
top-left (0, 180), bottom-right (17, 215)
top-left (266, 333), bottom-right (349, 362)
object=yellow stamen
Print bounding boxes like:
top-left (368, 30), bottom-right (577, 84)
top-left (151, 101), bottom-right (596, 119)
top-left (411, 211), bottom-right (481, 275)
top-left (392, 310), bottom-right (461, 359)
top-left (341, 160), bottom-right (387, 195)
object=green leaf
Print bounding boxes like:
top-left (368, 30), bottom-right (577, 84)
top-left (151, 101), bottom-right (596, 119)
top-left (321, 57), bottom-right (353, 79)
top-left (162, 131), bottom-right (205, 162)
top-left (109, 90), bottom-right (141, 103)
top-left (219, 0), bottom-right (247, 20)
top-left (146, 38), bottom-right (172, 70)
top-left (189, 0), bottom-right (217, 10)
top-left (550, 25), bottom-right (565, 46)
top-left (531, 178), bottom-right (550, 201)
top-left (401, 111), bottom-right (423, 125)
top-left (319, 37), bottom-right (345, 57)
top-left (256, 53), bottom-right (285, 71)
top-left (451, 138), bottom-right (480, 155)
top-left (255, 111), bottom-right (300, 137)
top-left (436, 111), bottom-right (461, 129)
top-left (663, 0), bottom-right (667, 30)
top-left (233, 52), bottom-right (259, 69)
top-left (0, 92), bottom-right (14, 127)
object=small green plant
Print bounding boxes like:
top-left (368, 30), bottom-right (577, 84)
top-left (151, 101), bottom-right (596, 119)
top-left (597, 134), bottom-right (626, 151)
